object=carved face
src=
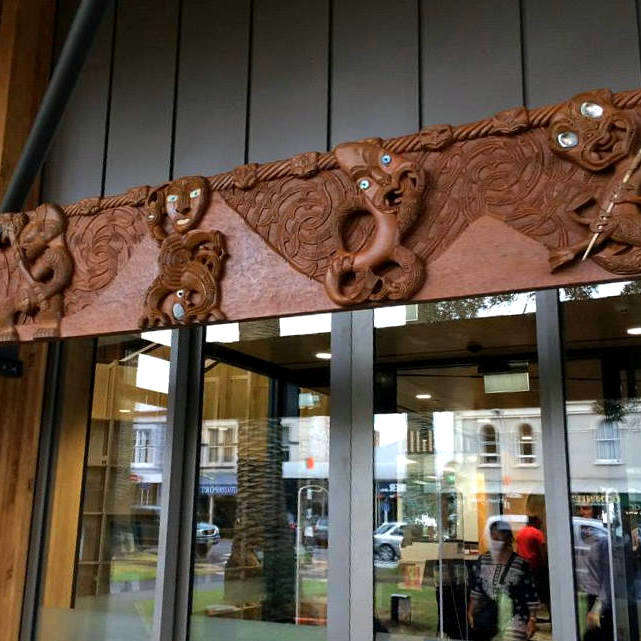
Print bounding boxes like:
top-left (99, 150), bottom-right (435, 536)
top-left (333, 140), bottom-right (426, 217)
top-left (146, 176), bottom-right (209, 236)
top-left (549, 89), bottom-right (638, 171)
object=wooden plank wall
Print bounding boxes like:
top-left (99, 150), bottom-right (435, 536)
top-left (31, 0), bottom-right (641, 637)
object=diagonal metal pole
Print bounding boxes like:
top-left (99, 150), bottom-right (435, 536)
top-left (1, 0), bottom-right (112, 213)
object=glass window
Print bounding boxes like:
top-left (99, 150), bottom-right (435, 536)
top-left (517, 424), bottom-right (537, 466)
top-left (479, 424), bottom-right (500, 466)
top-left (374, 295), bottom-right (551, 641)
top-left (595, 419), bottom-right (622, 463)
top-left (190, 317), bottom-right (330, 640)
top-left (36, 333), bottom-right (170, 641)
top-left (562, 281), bottom-right (641, 641)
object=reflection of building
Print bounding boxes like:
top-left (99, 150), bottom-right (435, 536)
top-left (130, 417), bottom-right (166, 508)
top-left (376, 401), bottom-right (641, 547)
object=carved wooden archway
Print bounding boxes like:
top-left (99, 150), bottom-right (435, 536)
top-left (2, 87), bottom-right (641, 342)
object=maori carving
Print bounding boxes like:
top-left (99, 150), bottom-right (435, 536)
top-left (326, 139), bottom-right (427, 304)
top-left (543, 89), bottom-right (641, 273)
top-left (0, 204), bottom-right (73, 342)
top-left (6, 87), bottom-right (641, 342)
top-left (140, 176), bottom-right (226, 328)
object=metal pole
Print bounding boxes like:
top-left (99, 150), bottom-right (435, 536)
top-left (1, 0), bottom-right (112, 213)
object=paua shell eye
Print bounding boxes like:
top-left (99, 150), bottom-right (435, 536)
top-left (557, 131), bottom-right (579, 148)
top-left (358, 178), bottom-right (371, 190)
top-left (380, 153), bottom-right (392, 166)
top-left (189, 188), bottom-right (201, 199)
top-left (167, 194), bottom-right (179, 203)
top-left (580, 102), bottom-right (604, 119)
top-left (176, 289), bottom-right (185, 298)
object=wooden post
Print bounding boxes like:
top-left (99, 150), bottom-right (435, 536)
top-left (0, 0), bottom-right (55, 206)
top-left (0, 345), bottom-right (49, 641)
top-left (0, 2), bottom-right (56, 639)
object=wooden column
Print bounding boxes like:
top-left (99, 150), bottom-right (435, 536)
top-left (0, 0), bottom-right (55, 206)
top-left (0, 345), bottom-right (49, 641)
top-left (0, 1), bottom-right (56, 639)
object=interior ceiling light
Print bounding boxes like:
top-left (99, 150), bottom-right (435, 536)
top-left (627, 327), bottom-right (641, 335)
top-left (416, 393), bottom-right (432, 400)
top-left (315, 352), bottom-right (332, 360)
top-left (119, 409), bottom-right (131, 413)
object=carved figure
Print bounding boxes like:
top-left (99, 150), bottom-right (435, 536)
top-left (545, 89), bottom-right (641, 272)
top-left (140, 176), bottom-right (226, 327)
top-left (0, 204), bottom-right (73, 342)
top-left (327, 139), bottom-right (427, 304)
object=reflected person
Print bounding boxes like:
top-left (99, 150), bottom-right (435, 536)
top-left (468, 521), bottom-right (539, 640)
top-left (576, 505), bottom-right (613, 641)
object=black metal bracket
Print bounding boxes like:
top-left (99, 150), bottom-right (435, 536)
top-left (0, 355), bottom-right (22, 377)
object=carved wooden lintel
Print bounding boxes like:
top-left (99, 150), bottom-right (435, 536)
top-left (4, 87), bottom-right (641, 342)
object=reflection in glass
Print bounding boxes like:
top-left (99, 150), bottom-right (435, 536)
top-left (563, 281), bottom-right (641, 641)
top-left (189, 319), bottom-right (330, 640)
top-left (36, 333), bottom-right (170, 641)
top-left (374, 296), bottom-right (551, 640)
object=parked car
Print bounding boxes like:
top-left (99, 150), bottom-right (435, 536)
top-left (374, 521), bottom-right (407, 562)
top-left (314, 517), bottom-right (329, 547)
top-left (195, 522), bottom-right (220, 546)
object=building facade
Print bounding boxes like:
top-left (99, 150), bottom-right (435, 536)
top-left (6, 2), bottom-right (641, 641)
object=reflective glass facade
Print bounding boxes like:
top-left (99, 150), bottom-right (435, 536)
top-left (8, 285), bottom-right (641, 641)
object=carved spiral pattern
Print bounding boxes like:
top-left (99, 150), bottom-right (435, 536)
top-left (64, 206), bottom-right (147, 314)
top-left (223, 170), bottom-right (373, 281)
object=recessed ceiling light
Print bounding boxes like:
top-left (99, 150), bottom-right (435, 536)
top-left (119, 409), bottom-right (132, 414)
top-left (628, 327), bottom-right (641, 335)
top-left (416, 393), bottom-right (432, 400)
top-left (316, 352), bottom-right (332, 360)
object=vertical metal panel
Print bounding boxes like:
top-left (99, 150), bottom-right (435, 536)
top-left (153, 327), bottom-right (203, 641)
top-left (535, 290), bottom-right (579, 641)
top-left (173, 0), bottom-right (251, 176)
top-left (331, 0), bottom-right (419, 143)
top-left (104, 0), bottom-right (180, 193)
top-left (328, 310), bottom-right (375, 641)
top-left (248, 0), bottom-right (329, 162)
top-left (164, 327), bottom-right (204, 641)
top-left (328, 311), bottom-right (353, 641)
top-left (349, 310), bottom-right (374, 641)
top-left (420, 0), bottom-right (522, 125)
top-left (41, 0), bottom-right (115, 203)
top-left (523, 0), bottom-right (641, 106)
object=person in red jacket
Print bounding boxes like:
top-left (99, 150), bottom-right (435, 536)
top-left (516, 515), bottom-right (550, 619)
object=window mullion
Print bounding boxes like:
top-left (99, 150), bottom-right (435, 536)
top-left (349, 310), bottom-right (374, 641)
top-left (153, 326), bottom-right (204, 641)
top-left (535, 289), bottom-right (579, 640)
top-left (328, 312), bottom-right (353, 641)
top-left (328, 310), bottom-right (374, 641)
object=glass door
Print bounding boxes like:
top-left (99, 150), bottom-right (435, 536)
top-left (373, 296), bottom-right (552, 641)
top-left (562, 282), bottom-right (641, 641)
top-left (188, 316), bottom-right (331, 641)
